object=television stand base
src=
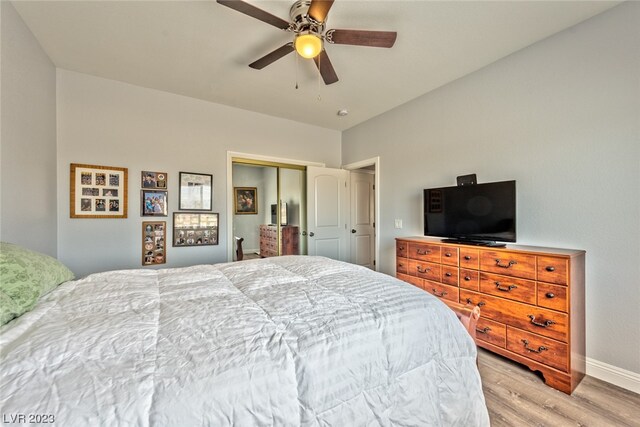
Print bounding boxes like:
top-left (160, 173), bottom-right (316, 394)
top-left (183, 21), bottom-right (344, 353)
top-left (441, 239), bottom-right (506, 248)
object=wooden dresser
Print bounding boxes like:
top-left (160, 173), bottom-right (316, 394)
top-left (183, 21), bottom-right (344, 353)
top-left (259, 225), bottom-right (299, 257)
top-left (395, 236), bottom-right (585, 394)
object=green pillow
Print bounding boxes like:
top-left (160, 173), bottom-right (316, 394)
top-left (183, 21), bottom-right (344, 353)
top-left (0, 242), bottom-right (74, 325)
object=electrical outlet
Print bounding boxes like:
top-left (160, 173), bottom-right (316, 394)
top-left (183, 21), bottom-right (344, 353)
top-left (395, 219), bottom-right (403, 229)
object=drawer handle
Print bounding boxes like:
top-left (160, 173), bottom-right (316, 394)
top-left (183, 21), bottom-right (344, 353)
top-left (398, 263), bottom-right (404, 268)
top-left (522, 339), bottom-right (548, 354)
top-left (528, 315), bottom-right (556, 328)
top-left (417, 249), bottom-right (431, 255)
top-left (495, 259), bottom-right (517, 268)
top-left (545, 266), bottom-right (555, 272)
top-left (476, 327), bottom-right (491, 334)
top-left (444, 252), bottom-right (452, 257)
top-left (416, 266), bottom-right (431, 273)
top-left (466, 298), bottom-right (486, 307)
top-left (432, 288), bottom-right (447, 297)
top-left (399, 246), bottom-right (405, 250)
top-left (545, 292), bottom-right (555, 299)
top-left (495, 282), bottom-right (517, 292)
top-left (464, 276), bottom-right (472, 281)
top-left (445, 272), bottom-right (452, 277)
top-left (464, 256), bottom-right (472, 260)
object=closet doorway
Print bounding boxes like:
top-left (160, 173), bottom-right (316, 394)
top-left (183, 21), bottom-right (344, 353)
top-left (231, 157), bottom-right (307, 260)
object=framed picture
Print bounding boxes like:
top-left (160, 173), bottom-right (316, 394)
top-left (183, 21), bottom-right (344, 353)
top-left (142, 221), bottom-right (166, 266)
top-left (173, 212), bottom-right (219, 247)
top-left (179, 172), bottom-right (212, 211)
top-left (141, 171), bottom-right (167, 189)
top-left (141, 190), bottom-right (168, 216)
top-left (70, 163), bottom-right (128, 218)
top-left (234, 187), bottom-right (258, 214)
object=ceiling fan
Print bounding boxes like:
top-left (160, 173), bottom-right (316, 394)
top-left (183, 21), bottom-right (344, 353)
top-left (217, 0), bottom-right (397, 85)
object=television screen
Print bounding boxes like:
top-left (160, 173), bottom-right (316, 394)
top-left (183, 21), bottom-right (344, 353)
top-left (270, 203), bottom-right (288, 225)
top-left (424, 180), bottom-right (516, 244)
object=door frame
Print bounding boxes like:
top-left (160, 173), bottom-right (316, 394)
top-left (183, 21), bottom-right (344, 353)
top-left (226, 151), bottom-right (324, 262)
top-left (343, 157), bottom-right (380, 271)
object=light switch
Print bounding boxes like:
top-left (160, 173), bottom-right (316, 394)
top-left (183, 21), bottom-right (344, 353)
top-left (395, 219), bottom-right (403, 229)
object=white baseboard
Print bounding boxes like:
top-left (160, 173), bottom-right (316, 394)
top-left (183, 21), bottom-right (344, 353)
top-left (586, 357), bottom-right (640, 394)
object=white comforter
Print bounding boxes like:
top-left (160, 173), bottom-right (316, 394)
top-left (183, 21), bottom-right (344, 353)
top-left (1, 256), bottom-right (489, 426)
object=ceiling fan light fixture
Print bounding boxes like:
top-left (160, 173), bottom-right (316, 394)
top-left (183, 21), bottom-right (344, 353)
top-left (295, 33), bottom-right (323, 59)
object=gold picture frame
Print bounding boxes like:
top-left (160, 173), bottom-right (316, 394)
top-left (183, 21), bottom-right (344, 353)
top-left (70, 163), bottom-right (128, 218)
top-left (234, 187), bottom-right (258, 215)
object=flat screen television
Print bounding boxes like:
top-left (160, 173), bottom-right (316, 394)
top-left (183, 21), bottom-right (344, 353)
top-left (424, 180), bottom-right (516, 246)
top-left (270, 202), bottom-right (288, 226)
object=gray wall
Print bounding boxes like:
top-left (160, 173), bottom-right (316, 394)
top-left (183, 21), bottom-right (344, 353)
top-left (342, 3), bottom-right (640, 375)
top-left (1, 2), bottom-right (57, 256)
top-left (56, 69), bottom-right (341, 277)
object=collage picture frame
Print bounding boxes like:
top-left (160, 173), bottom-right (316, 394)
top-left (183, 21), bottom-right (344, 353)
top-left (173, 212), bottom-right (219, 247)
top-left (142, 221), bottom-right (166, 265)
top-left (70, 163), bottom-right (128, 218)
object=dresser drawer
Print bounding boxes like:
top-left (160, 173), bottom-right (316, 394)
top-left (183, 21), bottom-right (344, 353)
top-left (441, 247), bottom-right (459, 266)
top-left (480, 250), bottom-right (536, 280)
top-left (408, 243), bottom-right (441, 263)
top-left (460, 290), bottom-right (568, 342)
top-left (537, 282), bottom-right (568, 312)
top-left (396, 241), bottom-right (408, 258)
top-left (441, 266), bottom-right (459, 286)
top-left (397, 273), bottom-right (423, 289)
top-left (479, 272), bottom-right (536, 304)
top-left (507, 327), bottom-right (568, 372)
top-left (537, 256), bottom-right (568, 285)
top-left (408, 260), bottom-right (441, 282)
top-left (460, 248), bottom-right (480, 269)
top-left (476, 317), bottom-right (506, 348)
top-left (424, 280), bottom-right (459, 303)
top-left (460, 269), bottom-right (479, 291)
top-left (396, 258), bottom-right (408, 274)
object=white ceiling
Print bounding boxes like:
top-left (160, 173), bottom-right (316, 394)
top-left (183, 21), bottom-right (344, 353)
top-left (12, 1), bottom-right (620, 131)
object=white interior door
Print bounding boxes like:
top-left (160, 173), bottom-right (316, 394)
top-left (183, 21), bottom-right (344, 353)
top-left (306, 166), bottom-right (349, 261)
top-left (349, 171), bottom-right (375, 269)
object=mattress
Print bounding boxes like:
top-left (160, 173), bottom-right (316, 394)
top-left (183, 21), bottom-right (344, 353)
top-left (0, 256), bottom-right (489, 426)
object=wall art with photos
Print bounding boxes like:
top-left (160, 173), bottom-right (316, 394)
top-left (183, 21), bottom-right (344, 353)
top-left (173, 212), bottom-right (219, 247)
top-left (70, 163), bottom-right (128, 218)
top-left (179, 172), bottom-right (212, 211)
top-left (142, 221), bottom-right (166, 266)
top-left (141, 171), bottom-right (167, 189)
top-left (141, 190), bottom-right (168, 216)
top-left (234, 187), bottom-right (258, 215)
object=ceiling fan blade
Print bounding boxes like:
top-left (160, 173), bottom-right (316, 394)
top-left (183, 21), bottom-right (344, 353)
top-left (217, 0), bottom-right (290, 30)
top-left (326, 29), bottom-right (397, 48)
top-left (313, 50), bottom-right (339, 85)
top-left (249, 43), bottom-right (294, 69)
top-left (307, 0), bottom-right (335, 23)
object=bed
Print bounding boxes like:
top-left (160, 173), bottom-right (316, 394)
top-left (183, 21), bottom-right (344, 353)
top-left (1, 254), bottom-right (489, 426)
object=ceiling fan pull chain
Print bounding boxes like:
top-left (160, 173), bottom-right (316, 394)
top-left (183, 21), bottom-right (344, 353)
top-left (317, 52), bottom-right (322, 101)
top-left (295, 53), bottom-right (299, 89)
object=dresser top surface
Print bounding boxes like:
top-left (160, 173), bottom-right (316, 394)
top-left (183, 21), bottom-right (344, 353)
top-left (396, 236), bottom-right (585, 257)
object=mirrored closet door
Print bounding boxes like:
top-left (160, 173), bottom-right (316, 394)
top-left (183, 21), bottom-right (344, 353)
top-left (231, 159), bottom-right (306, 260)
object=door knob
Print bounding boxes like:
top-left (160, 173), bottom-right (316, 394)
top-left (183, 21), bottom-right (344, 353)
top-left (309, 232), bottom-right (315, 237)
top-left (351, 229), bottom-right (356, 233)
